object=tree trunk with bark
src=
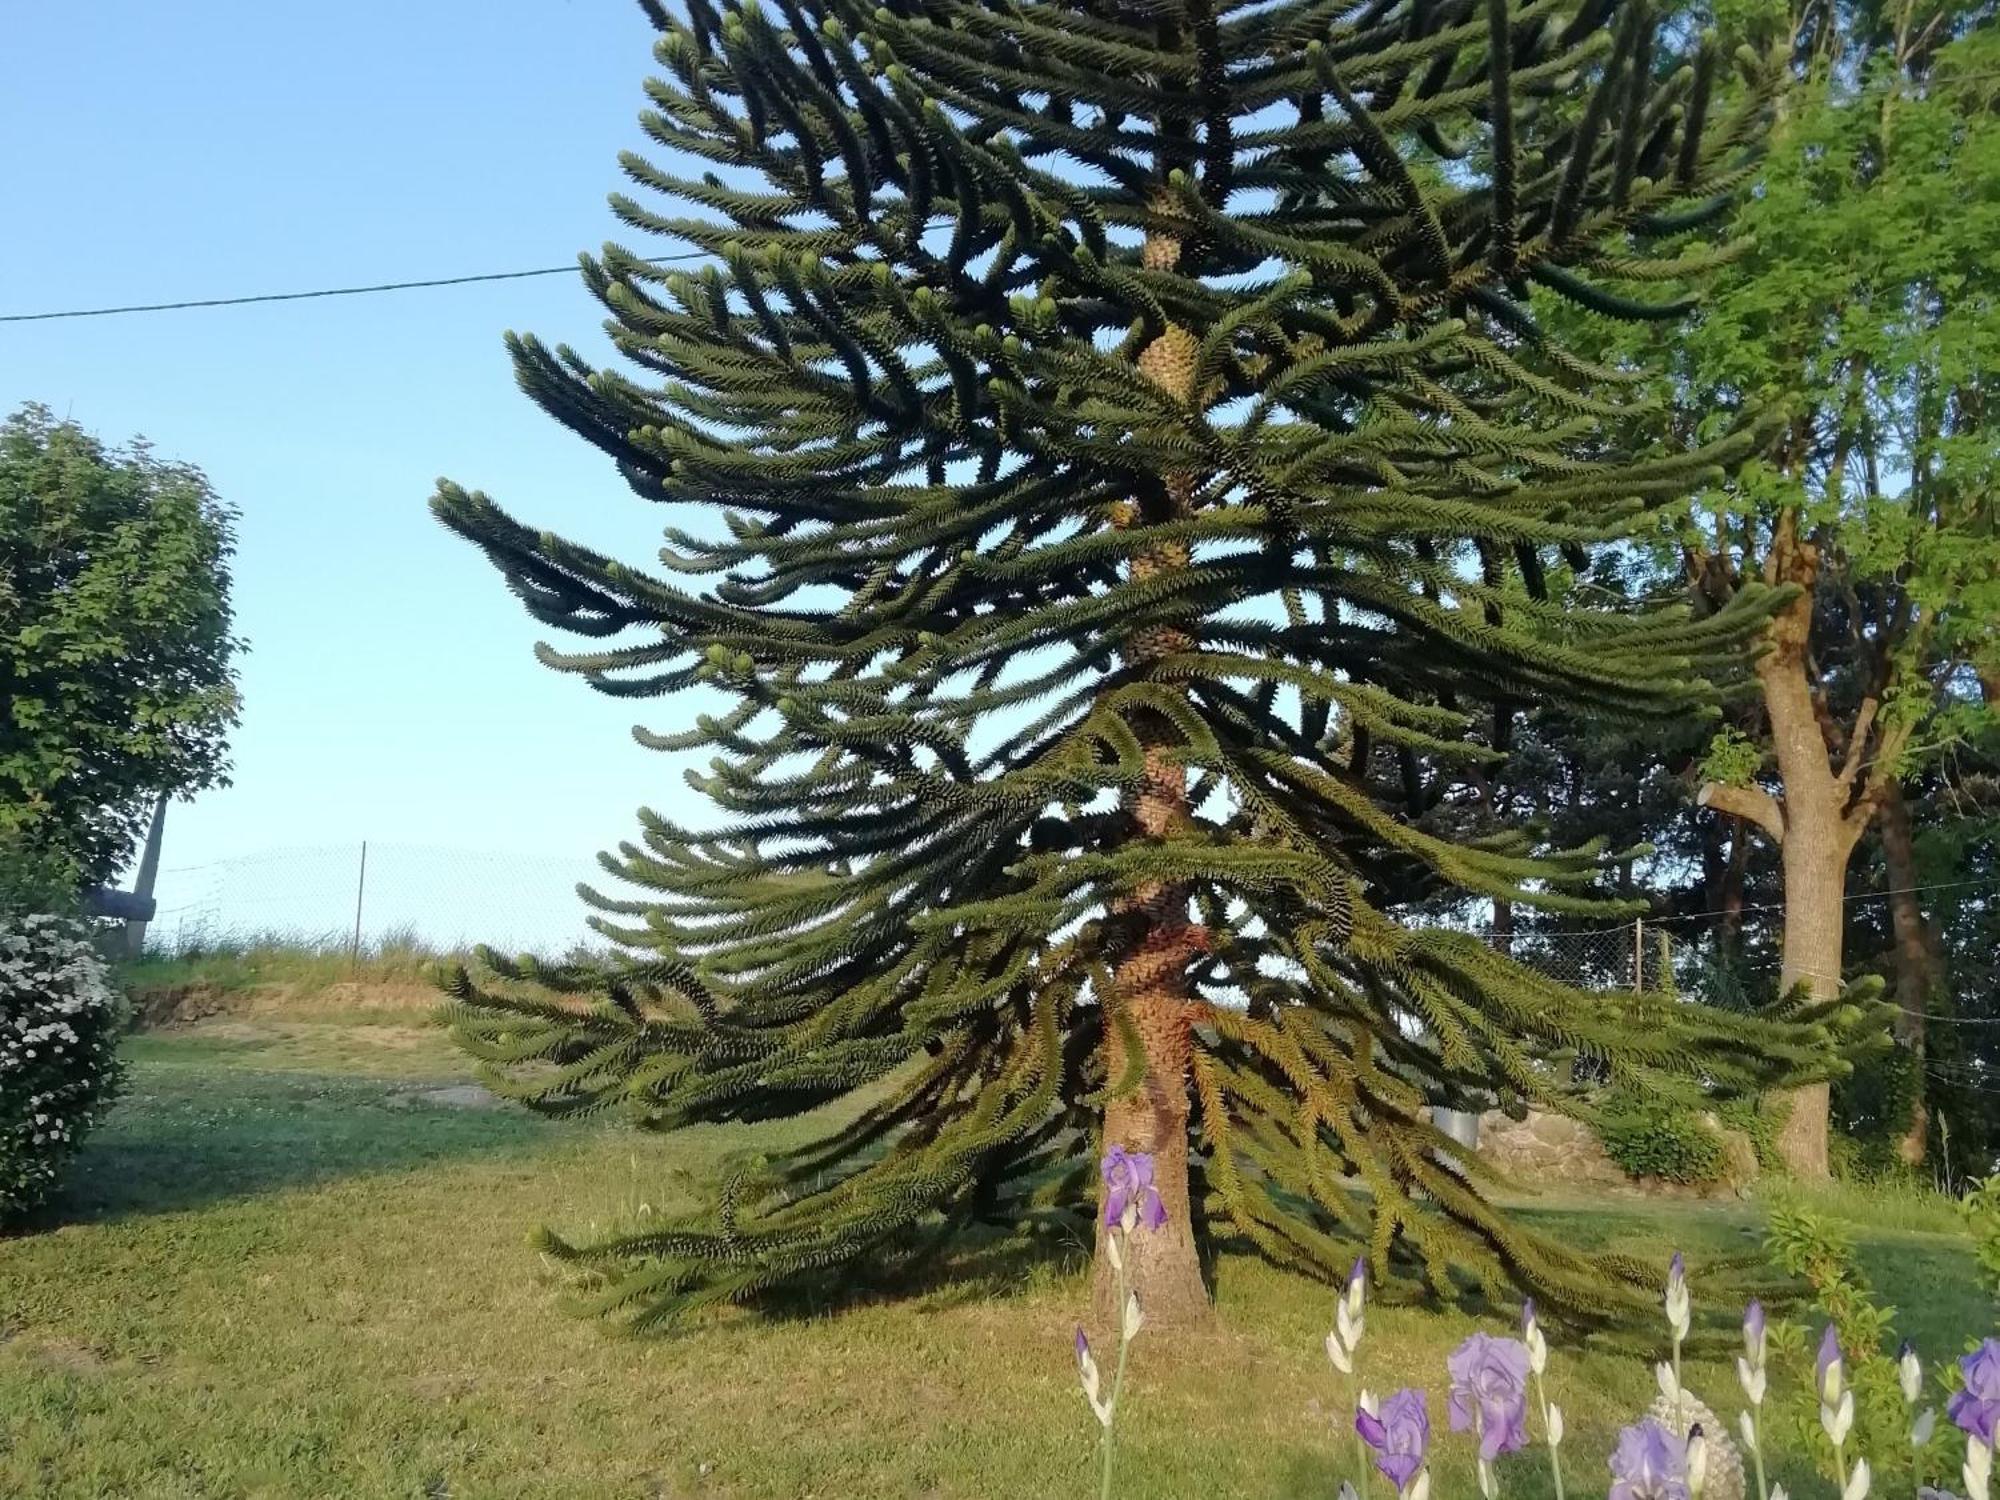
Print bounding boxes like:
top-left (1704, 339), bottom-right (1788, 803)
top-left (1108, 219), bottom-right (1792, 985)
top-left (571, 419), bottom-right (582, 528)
top-left (1878, 783), bottom-right (1935, 1164)
top-left (1698, 520), bottom-right (1890, 1180)
top-left (1091, 210), bottom-right (1213, 1332)
top-left (1770, 794), bottom-right (1849, 1180)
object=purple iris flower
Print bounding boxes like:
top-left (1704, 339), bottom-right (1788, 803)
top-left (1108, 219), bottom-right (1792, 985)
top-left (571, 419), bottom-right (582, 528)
top-left (1948, 1337), bottom-right (2000, 1444)
top-left (1447, 1331), bottom-right (1532, 1459)
top-left (1608, 1417), bottom-right (1690, 1500)
top-left (1101, 1146), bottom-right (1167, 1231)
top-left (1357, 1387), bottom-right (1430, 1491)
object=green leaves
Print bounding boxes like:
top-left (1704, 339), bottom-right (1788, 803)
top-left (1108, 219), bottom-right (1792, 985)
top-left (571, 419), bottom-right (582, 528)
top-left (0, 405), bottom-right (242, 885)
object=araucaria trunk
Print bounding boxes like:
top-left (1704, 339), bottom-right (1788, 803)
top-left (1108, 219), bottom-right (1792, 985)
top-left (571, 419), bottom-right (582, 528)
top-left (1092, 220), bottom-right (1212, 1330)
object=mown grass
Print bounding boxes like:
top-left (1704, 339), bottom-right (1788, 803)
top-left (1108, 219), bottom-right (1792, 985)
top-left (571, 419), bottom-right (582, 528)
top-left (1, 971), bottom-right (1988, 1499)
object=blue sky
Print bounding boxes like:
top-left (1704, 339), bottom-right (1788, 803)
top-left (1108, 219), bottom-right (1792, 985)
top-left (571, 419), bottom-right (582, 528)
top-left (4, 1), bottom-right (729, 940)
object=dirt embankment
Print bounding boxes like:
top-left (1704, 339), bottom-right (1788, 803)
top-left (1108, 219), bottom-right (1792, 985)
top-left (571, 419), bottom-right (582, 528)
top-left (128, 976), bottom-right (442, 1031)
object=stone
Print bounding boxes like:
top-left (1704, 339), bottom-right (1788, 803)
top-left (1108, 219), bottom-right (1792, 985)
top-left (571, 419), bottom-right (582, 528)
top-left (392, 1084), bottom-right (506, 1112)
top-left (1471, 1107), bottom-right (1759, 1201)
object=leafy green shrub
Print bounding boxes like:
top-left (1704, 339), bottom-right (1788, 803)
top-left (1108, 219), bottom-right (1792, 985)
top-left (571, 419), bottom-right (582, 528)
top-left (0, 835), bottom-right (82, 919)
top-left (0, 912), bottom-right (124, 1224)
top-left (1714, 1095), bottom-right (1782, 1174)
top-left (1596, 1092), bottom-right (1728, 1184)
top-left (1831, 1043), bottom-right (1921, 1180)
top-left (1965, 1176), bottom-right (2000, 1310)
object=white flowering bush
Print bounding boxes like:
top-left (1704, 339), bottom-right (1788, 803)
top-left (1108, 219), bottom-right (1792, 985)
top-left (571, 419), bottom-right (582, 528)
top-left (0, 912), bottom-right (124, 1223)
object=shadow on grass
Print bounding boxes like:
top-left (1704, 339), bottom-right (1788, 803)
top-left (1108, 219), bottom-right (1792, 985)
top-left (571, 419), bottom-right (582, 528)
top-left (18, 1064), bottom-right (560, 1229)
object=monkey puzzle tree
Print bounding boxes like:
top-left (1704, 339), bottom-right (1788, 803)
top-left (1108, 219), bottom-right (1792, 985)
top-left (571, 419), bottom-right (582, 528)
top-left (437, 0), bottom-right (1839, 1333)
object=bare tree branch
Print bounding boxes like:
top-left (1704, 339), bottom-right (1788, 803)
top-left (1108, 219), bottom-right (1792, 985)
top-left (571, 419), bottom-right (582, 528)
top-left (1696, 781), bottom-right (1786, 842)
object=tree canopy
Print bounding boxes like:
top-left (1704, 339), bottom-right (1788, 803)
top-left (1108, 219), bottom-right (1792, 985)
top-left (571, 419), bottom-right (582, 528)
top-left (0, 404), bottom-right (243, 888)
top-left (437, 0), bottom-right (1846, 1333)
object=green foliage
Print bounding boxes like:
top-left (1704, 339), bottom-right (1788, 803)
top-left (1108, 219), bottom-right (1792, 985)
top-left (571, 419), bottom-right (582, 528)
top-left (1710, 1093), bottom-right (1779, 1172)
top-left (436, 0), bottom-right (1843, 1331)
top-left (0, 912), bottom-right (125, 1224)
top-left (1596, 1090), bottom-right (1728, 1184)
top-left (0, 405), bottom-right (242, 886)
top-left (1760, 1197), bottom-right (1977, 1496)
top-left (1965, 1177), bottom-right (2000, 1313)
top-left (1830, 1043), bottom-right (1921, 1181)
top-left (1697, 724), bottom-right (1762, 788)
top-left (0, 833), bottom-right (85, 919)
top-left (1765, 1199), bottom-right (1897, 1356)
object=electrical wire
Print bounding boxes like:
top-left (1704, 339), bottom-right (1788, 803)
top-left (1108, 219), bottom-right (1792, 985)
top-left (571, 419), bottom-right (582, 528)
top-left (0, 253), bottom-right (706, 324)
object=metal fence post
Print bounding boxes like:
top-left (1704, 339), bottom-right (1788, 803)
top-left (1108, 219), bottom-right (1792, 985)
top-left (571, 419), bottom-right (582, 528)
top-left (350, 841), bottom-right (368, 971)
top-left (1632, 916), bottom-right (1644, 992)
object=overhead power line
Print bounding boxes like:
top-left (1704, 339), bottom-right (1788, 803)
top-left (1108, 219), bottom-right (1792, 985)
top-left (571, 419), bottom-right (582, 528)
top-left (0, 253), bottom-right (708, 324)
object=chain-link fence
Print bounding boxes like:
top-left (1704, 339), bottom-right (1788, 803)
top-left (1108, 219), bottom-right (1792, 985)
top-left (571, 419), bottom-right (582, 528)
top-left (151, 842), bottom-right (613, 958)
top-left (150, 841), bottom-right (1786, 998)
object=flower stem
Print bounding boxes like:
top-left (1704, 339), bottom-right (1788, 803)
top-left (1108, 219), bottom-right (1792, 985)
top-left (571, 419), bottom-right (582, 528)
top-left (1100, 1232), bottom-right (1132, 1500)
top-left (1348, 1370), bottom-right (1371, 1498)
top-left (1745, 1409), bottom-right (1769, 1500)
top-left (1672, 1337), bottom-right (1686, 1436)
top-left (1533, 1371), bottom-right (1564, 1500)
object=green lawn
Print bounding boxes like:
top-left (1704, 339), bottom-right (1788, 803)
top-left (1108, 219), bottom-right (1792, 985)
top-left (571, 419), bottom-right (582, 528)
top-left (1, 991), bottom-right (1985, 1499)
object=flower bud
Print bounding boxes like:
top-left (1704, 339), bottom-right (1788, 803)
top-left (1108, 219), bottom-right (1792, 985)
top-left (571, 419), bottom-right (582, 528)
top-left (1122, 1290), bottom-right (1143, 1341)
top-left (1075, 1327), bottom-right (1102, 1404)
top-left (1687, 1424), bottom-right (1709, 1499)
top-left (1665, 1251), bottom-right (1691, 1339)
top-left (1737, 1409), bottom-right (1757, 1451)
top-left (1965, 1434), bottom-right (1991, 1500)
top-left (1743, 1299), bottom-right (1767, 1366)
top-left (1822, 1389), bottom-right (1855, 1447)
top-left (1818, 1327), bottom-right (1846, 1407)
top-left (1337, 1299), bottom-right (1364, 1355)
top-left (1104, 1232), bottom-right (1122, 1273)
top-left (1477, 1458), bottom-right (1497, 1499)
top-left (1899, 1342), bottom-right (1923, 1405)
top-left (1546, 1403), bottom-right (1565, 1448)
top-left (1326, 1329), bottom-right (1353, 1374)
top-left (1738, 1356), bottom-right (1767, 1406)
top-left (1407, 1469), bottom-right (1431, 1500)
top-left (1842, 1457), bottom-right (1871, 1500)
top-left (1911, 1407), bottom-right (1936, 1446)
top-left (1523, 1301), bottom-right (1548, 1376)
top-left (1657, 1362), bottom-right (1681, 1404)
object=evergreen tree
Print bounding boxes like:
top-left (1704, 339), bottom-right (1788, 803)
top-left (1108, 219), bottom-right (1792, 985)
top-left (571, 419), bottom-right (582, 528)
top-left (436, 0), bottom-right (1841, 1332)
